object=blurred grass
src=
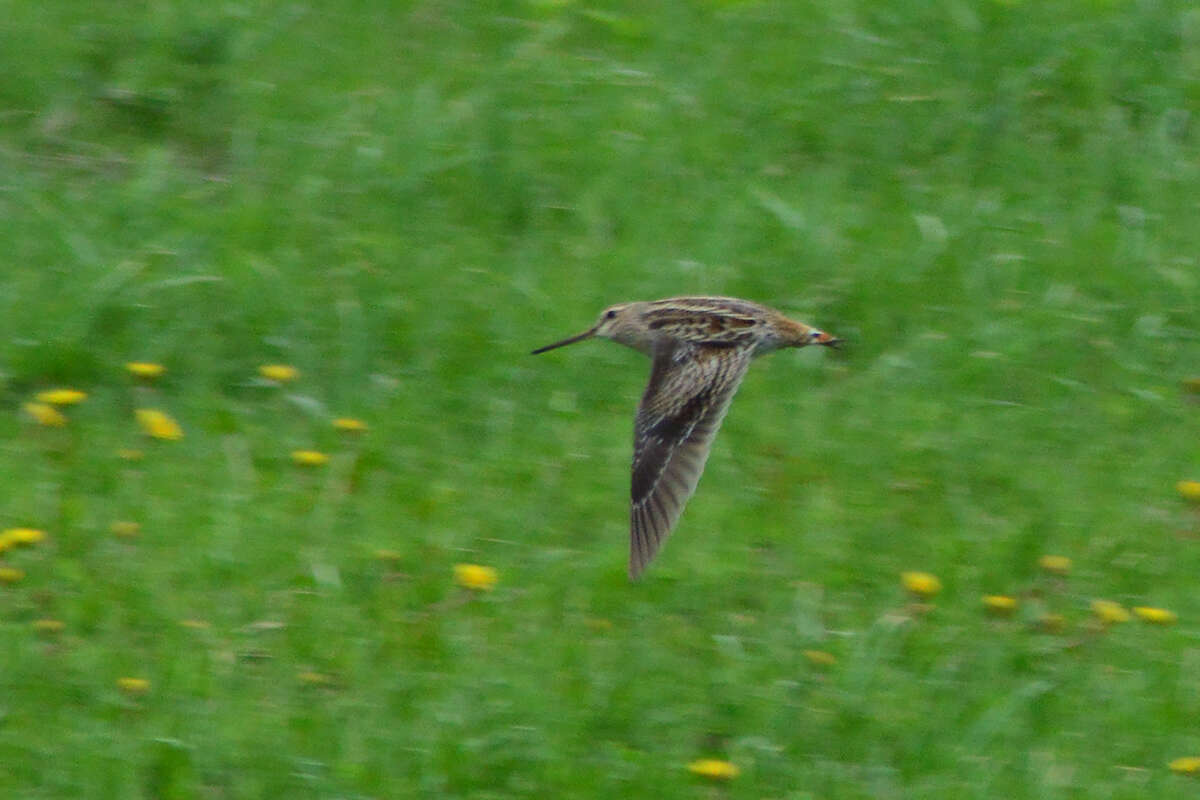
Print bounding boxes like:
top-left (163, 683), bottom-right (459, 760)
top-left (1, 0), bottom-right (1199, 796)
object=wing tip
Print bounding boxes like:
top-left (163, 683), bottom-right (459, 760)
top-left (629, 505), bottom-right (648, 580)
top-left (629, 502), bottom-right (669, 580)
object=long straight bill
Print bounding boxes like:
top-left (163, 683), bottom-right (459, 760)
top-left (531, 327), bottom-right (597, 355)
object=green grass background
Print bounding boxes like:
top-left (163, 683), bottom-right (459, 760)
top-left (2, 1), bottom-right (1199, 796)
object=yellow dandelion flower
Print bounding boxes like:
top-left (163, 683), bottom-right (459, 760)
top-left (23, 402), bottom-right (66, 427)
top-left (982, 595), bottom-right (1018, 615)
top-left (116, 677), bottom-right (150, 694)
top-left (259, 364), bottom-right (299, 382)
top-left (454, 563), bottom-right (498, 591)
top-left (0, 531), bottom-right (41, 555)
top-left (32, 619), bottom-right (65, 634)
top-left (803, 649), bottom-right (838, 667)
top-left (1177, 481), bottom-right (1200, 503)
top-left (1092, 599), bottom-right (1131, 624)
top-left (1037, 613), bottom-right (1067, 633)
top-left (110, 521), bottom-right (141, 538)
top-left (178, 619), bottom-right (210, 629)
top-left (1170, 756), bottom-right (1200, 775)
top-left (1133, 606), bottom-right (1177, 625)
top-left (333, 417), bottom-right (369, 432)
top-left (3, 528), bottom-right (45, 547)
top-left (36, 388), bottom-right (87, 406)
top-left (4, 528), bottom-right (40, 545)
top-left (901, 571), bottom-right (942, 598)
top-left (1038, 554), bottom-right (1072, 575)
top-left (687, 759), bottom-right (741, 780)
top-left (126, 362), bottom-right (166, 379)
top-left (0, 567), bottom-right (25, 584)
top-left (291, 450), bottom-right (329, 467)
top-left (117, 448), bottom-right (144, 461)
top-left (135, 408), bottom-right (183, 440)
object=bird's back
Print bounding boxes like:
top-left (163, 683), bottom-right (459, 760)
top-left (636, 297), bottom-right (772, 351)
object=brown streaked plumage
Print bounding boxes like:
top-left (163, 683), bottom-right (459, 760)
top-left (532, 296), bottom-right (840, 579)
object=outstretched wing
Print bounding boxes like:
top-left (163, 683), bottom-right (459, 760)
top-left (629, 339), bottom-right (754, 579)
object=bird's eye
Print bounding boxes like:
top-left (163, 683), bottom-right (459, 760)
top-left (810, 330), bottom-right (822, 339)
top-left (605, 309), bottom-right (617, 320)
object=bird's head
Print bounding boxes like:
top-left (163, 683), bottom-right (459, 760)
top-left (531, 303), bottom-right (639, 354)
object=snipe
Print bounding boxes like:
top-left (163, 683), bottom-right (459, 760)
top-left (533, 296), bottom-right (839, 579)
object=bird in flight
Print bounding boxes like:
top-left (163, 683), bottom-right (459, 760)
top-left (532, 296), bottom-right (840, 579)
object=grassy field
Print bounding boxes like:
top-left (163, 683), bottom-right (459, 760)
top-left (2, 1), bottom-right (1199, 797)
